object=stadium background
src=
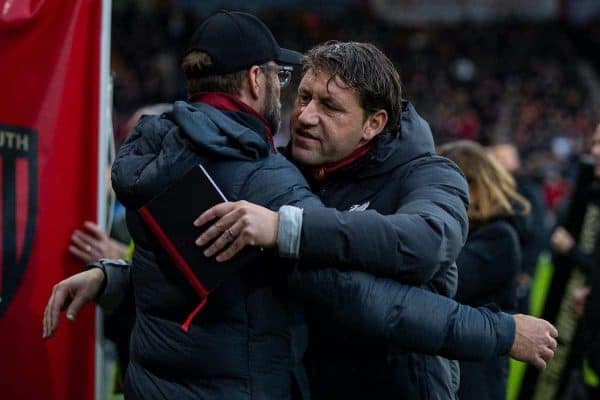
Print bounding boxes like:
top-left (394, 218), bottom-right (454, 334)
top-left (1, 0), bottom-right (599, 399)
top-left (107, 2), bottom-right (600, 399)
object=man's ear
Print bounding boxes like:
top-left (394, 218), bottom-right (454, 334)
top-left (360, 109), bottom-right (388, 143)
top-left (247, 66), bottom-right (262, 100)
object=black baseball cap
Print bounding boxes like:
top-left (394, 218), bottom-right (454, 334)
top-left (185, 10), bottom-right (303, 75)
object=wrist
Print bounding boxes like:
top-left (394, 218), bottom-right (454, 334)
top-left (84, 262), bottom-right (107, 298)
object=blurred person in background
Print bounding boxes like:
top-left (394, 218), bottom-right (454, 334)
top-left (67, 103), bottom-right (173, 393)
top-left (551, 124), bottom-right (600, 399)
top-left (69, 221), bottom-right (129, 264)
top-left (569, 234), bottom-right (600, 399)
top-left (573, 231), bottom-right (600, 399)
top-left (440, 140), bottom-right (531, 400)
top-left (551, 124), bottom-right (600, 302)
top-left (68, 104), bottom-right (173, 266)
top-left (489, 142), bottom-right (549, 314)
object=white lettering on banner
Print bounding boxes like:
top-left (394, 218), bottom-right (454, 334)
top-left (0, 130), bottom-right (29, 152)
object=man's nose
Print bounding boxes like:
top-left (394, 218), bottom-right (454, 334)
top-left (297, 100), bottom-right (318, 126)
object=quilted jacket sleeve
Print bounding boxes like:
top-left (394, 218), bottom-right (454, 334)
top-left (291, 268), bottom-right (515, 360)
top-left (92, 259), bottom-right (132, 312)
top-left (298, 157), bottom-right (469, 284)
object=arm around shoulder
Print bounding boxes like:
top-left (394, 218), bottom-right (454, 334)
top-left (296, 157), bottom-right (469, 283)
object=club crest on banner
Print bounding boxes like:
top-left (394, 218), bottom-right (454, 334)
top-left (0, 124), bottom-right (37, 318)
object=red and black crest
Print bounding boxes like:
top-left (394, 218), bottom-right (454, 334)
top-left (0, 124), bottom-right (37, 317)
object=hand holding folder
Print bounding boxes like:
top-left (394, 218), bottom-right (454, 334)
top-left (138, 164), bottom-right (259, 331)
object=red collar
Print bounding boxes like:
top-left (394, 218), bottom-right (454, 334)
top-left (192, 92), bottom-right (276, 152)
top-left (309, 144), bottom-right (372, 181)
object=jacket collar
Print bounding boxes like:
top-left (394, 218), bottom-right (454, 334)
top-left (192, 92), bottom-right (276, 152)
top-left (307, 144), bottom-right (372, 181)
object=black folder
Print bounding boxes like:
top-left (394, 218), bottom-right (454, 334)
top-left (138, 164), bottom-right (258, 301)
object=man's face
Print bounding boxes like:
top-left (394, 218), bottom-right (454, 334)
top-left (260, 62), bottom-right (282, 134)
top-left (290, 68), bottom-right (370, 166)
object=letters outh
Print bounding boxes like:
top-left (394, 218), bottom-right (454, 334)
top-left (0, 129), bottom-right (31, 156)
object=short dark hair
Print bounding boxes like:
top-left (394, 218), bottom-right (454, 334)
top-left (181, 51), bottom-right (246, 98)
top-left (303, 41), bottom-right (402, 133)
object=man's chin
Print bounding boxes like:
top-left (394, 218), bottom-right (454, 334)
top-left (291, 144), bottom-right (321, 166)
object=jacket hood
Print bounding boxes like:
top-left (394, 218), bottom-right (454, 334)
top-left (171, 101), bottom-right (270, 160)
top-left (111, 101), bottom-right (271, 208)
top-left (361, 100), bottom-right (435, 178)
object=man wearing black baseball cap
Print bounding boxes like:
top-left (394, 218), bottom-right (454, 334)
top-left (90, 10), bottom-right (321, 399)
top-left (180, 10), bottom-right (303, 138)
top-left (186, 10), bottom-right (303, 74)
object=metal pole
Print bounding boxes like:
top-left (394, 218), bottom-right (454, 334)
top-left (96, 0), bottom-right (112, 398)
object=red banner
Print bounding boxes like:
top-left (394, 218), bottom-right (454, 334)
top-left (0, 1), bottom-right (103, 398)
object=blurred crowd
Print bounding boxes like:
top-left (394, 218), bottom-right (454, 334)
top-left (111, 3), bottom-right (598, 222)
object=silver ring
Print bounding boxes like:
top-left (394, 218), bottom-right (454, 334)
top-left (226, 229), bottom-right (235, 241)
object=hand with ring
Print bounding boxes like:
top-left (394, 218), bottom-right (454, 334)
top-left (69, 221), bottom-right (129, 264)
top-left (226, 228), bottom-right (236, 242)
top-left (194, 201), bottom-right (279, 262)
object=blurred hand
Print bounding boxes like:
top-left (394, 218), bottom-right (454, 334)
top-left (551, 226), bottom-right (575, 255)
top-left (570, 286), bottom-right (590, 316)
top-left (509, 314), bottom-right (558, 369)
top-left (42, 268), bottom-right (106, 339)
top-left (69, 221), bottom-right (128, 263)
top-left (194, 201), bottom-right (279, 262)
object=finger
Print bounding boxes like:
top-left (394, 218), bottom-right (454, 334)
top-left (535, 356), bottom-right (547, 369)
top-left (47, 285), bottom-right (69, 338)
top-left (194, 202), bottom-right (236, 228)
top-left (547, 336), bottom-right (558, 351)
top-left (196, 209), bottom-right (243, 247)
top-left (43, 308), bottom-right (52, 339)
top-left (548, 324), bottom-right (558, 338)
top-left (71, 232), bottom-right (96, 255)
top-left (83, 221), bottom-right (106, 240)
top-left (69, 245), bottom-right (94, 264)
top-left (216, 235), bottom-right (247, 262)
top-left (540, 346), bottom-right (554, 363)
top-left (203, 219), bottom-right (244, 257)
top-left (43, 302), bottom-right (57, 339)
top-left (72, 230), bottom-right (100, 250)
top-left (43, 286), bottom-right (57, 338)
top-left (42, 304), bottom-right (50, 339)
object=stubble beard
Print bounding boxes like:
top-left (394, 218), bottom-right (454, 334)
top-left (262, 75), bottom-right (282, 135)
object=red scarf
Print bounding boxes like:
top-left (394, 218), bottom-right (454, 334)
top-left (192, 92), bottom-right (276, 152)
top-left (309, 144), bottom-right (372, 180)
